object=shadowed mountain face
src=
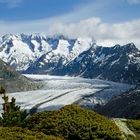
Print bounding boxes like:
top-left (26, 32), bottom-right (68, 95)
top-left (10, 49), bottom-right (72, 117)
top-left (53, 43), bottom-right (140, 84)
top-left (95, 87), bottom-right (140, 119)
top-left (0, 59), bottom-right (39, 93)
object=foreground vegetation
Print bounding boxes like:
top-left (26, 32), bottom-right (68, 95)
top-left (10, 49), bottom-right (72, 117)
top-left (127, 120), bottom-right (140, 140)
top-left (24, 105), bottom-right (123, 140)
top-left (0, 127), bottom-right (62, 140)
top-left (0, 86), bottom-right (136, 140)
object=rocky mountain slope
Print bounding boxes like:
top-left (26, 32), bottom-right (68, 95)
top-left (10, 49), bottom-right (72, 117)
top-left (95, 86), bottom-right (140, 119)
top-left (0, 59), bottom-right (39, 93)
top-left (56, 43), bottom-right (140, 84)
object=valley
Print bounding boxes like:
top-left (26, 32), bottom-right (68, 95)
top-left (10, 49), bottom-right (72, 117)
top-left (0, 74), bottom-right (133, 115)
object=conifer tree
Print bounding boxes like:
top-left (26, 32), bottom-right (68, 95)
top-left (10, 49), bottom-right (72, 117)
top-left (0, 86), bottom-right (28, 127)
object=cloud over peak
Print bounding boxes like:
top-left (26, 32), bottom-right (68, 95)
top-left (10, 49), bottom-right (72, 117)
top-left (0, 17), bottom-right (140, 48)
top-left (48, 17), bottom-right (140, 48)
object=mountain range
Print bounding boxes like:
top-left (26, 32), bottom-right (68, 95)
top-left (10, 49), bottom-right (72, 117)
top-left (0, 34), bottom-right (93, 71)
top-left (0, 33), bottom-right (140, 84)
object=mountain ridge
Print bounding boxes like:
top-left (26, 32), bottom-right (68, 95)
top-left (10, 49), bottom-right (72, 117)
top-left (52, 42), bottom-right (140, 84)
top-left (0, 59), bottom-right (40, 93)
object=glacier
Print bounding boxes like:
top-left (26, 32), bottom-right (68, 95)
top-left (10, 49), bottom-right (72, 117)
top-left (0, 75), bottom-right (133, 114)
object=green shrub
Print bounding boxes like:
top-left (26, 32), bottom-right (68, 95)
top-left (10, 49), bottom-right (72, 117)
top-left (25, 105), bottom-right (123, 140)
top-left (0, 127), bottom-right (63, 140)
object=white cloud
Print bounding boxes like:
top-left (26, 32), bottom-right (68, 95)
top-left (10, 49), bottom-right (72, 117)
top-left (0, 17), bottom-right (140, 48)
top-left (48, 18), bottom-right (140, 48)
top-left (128, 0), bottom-right (140, 4)
top-left (0, 0), bottom-right (22, 8)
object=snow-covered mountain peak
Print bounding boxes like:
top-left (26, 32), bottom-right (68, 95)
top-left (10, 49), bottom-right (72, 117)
top-left (114, 44), bottom-right (121, 48)
top-left (0, 34), bottom-right (96, 71)
top-left (2, 34), bottom-right (23, 42)
top-left (125, 43), bottom-right (137, 51)
top-left (30, 33), bottom-right (47, 41)
top-left (89, 43), bottom-right (99, 50)
top-left (53, 39), bottom-right (70, 56)
top-left (113, 43), bottom-right (137, 51)
top-left (0, 34), bottom-right (50, 70)
top-left (76, 37), bottom-right (93, 45)
top-left (71, 37), bottom-right (93, 56)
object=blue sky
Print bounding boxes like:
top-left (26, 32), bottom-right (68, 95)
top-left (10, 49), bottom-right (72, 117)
top-left (0, 0), bottom-right (139, 22)
top-left (0, 0), bottom-right (140, 47)
top-left (0, 0), bottom-right (92, 21)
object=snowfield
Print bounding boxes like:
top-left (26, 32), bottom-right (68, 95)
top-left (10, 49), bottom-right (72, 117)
top-left (0, 75), bottom-right (134, 114)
